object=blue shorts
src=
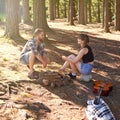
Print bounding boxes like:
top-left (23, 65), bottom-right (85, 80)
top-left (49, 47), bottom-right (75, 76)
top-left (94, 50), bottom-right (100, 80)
top-left (20, 52), bottom-right (40, 65)
top-left (80, 62), bottom-right (93, 75)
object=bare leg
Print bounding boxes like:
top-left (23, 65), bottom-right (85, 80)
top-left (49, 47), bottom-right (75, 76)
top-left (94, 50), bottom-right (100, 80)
top-left (68, 54), bottom-right (81, 74)
top-left (60, 61), bottom-right (70, 70)
top-left (69, 62), bottom-right (81, 73)
top-left (29, 52), bottom-right (35, 73)
top-left (60, 54), bottom-right (77, 71)
top-left (70, 63), bottom-right (77, 74)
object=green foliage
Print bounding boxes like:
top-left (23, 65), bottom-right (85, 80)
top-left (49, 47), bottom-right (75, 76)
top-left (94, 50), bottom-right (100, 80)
top-left (3, 0), bottom-right (115, 24)
top-left (0, 14), bottom-right (5, 22)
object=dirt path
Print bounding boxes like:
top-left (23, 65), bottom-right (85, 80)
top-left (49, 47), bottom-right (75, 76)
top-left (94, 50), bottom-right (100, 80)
top-left (0, 21), bottom-right (120, 120)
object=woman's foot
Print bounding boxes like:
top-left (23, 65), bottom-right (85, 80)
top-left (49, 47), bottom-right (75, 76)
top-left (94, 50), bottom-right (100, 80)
top-left (58, 69), bottom-right (65, 76)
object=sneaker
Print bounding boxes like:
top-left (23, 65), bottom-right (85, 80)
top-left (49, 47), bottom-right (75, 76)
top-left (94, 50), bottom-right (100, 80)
top-left (68, 73), bottom-right (76, 79)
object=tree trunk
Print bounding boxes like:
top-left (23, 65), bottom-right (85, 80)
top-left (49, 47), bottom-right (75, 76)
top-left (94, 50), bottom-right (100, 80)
top-left (5, 0), bottom-right (20, 39)
top-left (69, 0), bottom-right (74, 25)
top-left (33, 0), bottom-right (49, 31)
top-left (49, 0), bottom-right (55, 20)
top-left (115, 0), bottom-right (120, 31)
top-left (84, 1), bottom-right (87, 24)
top-left (78, 0), bottom-right (85, 25)
top-left (64, 0), bottom-right (67, 18)
top-left (68, 0), bottom-right (70, 22)
top-left (88, 0), bottom-right (92, 23)
top-left (102, 0), bottom-right (105, 27)
top-left (97, 0), bottom-right (101, 23)
top-left (22, 0), bottom-right (32, 24)
top-left (56, 0), bottom-right (60, 18)
top-left (54, 1), bottom-right (56, 18)
top-left (73, 1), bottom-right (76, 18)
top-left (104, 0), bottom-right (110, 32)
top-left (108, 0), bottom-right (112, 23)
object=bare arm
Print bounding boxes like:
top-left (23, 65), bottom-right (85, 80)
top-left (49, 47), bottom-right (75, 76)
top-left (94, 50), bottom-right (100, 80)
top-left (36, 54), bottom-right (47, 68)
top-left (62, 48), bottom-right (88, 63)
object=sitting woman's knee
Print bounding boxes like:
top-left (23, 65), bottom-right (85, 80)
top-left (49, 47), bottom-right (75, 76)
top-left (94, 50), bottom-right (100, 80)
top-left (68, 54), bottom-right (76, 59)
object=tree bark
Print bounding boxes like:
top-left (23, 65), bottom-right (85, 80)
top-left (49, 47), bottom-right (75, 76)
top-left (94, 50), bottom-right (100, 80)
top-left (33, 0), bottom-right (49, 31)
top-left (5, 0), bottom-right (20, 39)
top-left (97, 0), bottom-right (101, 23)
top-left (78, 0), bottom-right (85, 25)
top-left (88, 0), bottom-right (92, 23)
top-left (84, 1), bottom-right (87, 24)
top-left (49, 0), bottom-right (55, 20)
top-left (56, 0), bottom-right (60, 18)
top-left (69, 0), bottom-right (74, 25)
top-left (73, 1), bottom-right (76, 18)
top-left (22, 0), bottom-right (32, 24)
top-left (102, 0), bottom-right (105, 27)
top-left (68, 0), bottom-right (70, 22)
top-left (115, 0), bottom-right (120, 31)
top-left (104, 0), bottom-right (110, 32)
top-left (108, 0), bottom-right (112, 23)
top-left (64, 0), bottom-right (67, 18)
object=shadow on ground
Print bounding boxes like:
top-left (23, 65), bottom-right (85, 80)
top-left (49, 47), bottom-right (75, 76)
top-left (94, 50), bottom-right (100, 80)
top-left (0, 28), bottom-right (120, 119)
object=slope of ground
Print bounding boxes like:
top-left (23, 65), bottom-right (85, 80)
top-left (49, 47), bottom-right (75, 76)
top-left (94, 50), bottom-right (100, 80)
top-left (0, 21), bottom-right (120, 120)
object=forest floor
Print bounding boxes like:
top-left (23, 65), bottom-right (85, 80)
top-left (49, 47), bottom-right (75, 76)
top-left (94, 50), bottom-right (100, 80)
top-left (0, 20), bottom-right (120, 120)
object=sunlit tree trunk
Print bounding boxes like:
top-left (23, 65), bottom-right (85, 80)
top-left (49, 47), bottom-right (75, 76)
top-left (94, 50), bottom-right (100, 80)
top-left (64, 0), bottom-right (67, 18)
top-left (104, 0), bottom-right (110, 32)
top-left (115, 0), bottom-right (120, 31)
top-left (5, 0), bottom-right (20, 39)
top-left (33, 0), bottom-right (49, 30)
top-left (102, 0), bottom-right (105, 27)
top-left (54, 2), bottom-right (56, 18)
top-left (78, 0), bottom-right (85, 24)
top-left (88, 0), bottom-right (92, 23)
top-left (22, 0), bottom-right (32, 24)
top-left (84, 1), bottom-right (87, 24)
top-left (68, 0), bottom-right (70, 22)
top-left (56, 0), bottom-right (60, 18)
top-left (73, 1), bottom-right (76, 18)
top-left (69, 0), bottom-right (74, 25)
top-left (108, 0), bottom-right (112, 23)
top-left (97, 0), bottom-right (101, 23)
top-left (49, 0), bottom-right (55, 20)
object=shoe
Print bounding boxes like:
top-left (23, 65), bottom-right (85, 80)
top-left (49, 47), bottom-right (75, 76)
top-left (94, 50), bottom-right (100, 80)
top-left (68, 73), bottom-right (76, 79)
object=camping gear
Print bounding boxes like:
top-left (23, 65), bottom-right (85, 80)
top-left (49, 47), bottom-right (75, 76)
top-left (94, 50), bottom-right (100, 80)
top-left (86, 87), bottom-right (115, 120)
top-left (93, 80), bottom-right (113, 96)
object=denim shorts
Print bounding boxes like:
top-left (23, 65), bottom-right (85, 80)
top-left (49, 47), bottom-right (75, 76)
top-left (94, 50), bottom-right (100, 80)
top-left (20, 52), bottom-right (40, 65)
top-left (80, 62), bottom-right (93, 75)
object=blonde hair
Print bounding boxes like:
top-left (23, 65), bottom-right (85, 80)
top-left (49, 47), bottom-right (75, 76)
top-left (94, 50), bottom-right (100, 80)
top-left (33, 28), bottom-right (44, 37)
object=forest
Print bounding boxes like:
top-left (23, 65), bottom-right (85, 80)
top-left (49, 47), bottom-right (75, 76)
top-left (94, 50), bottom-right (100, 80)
top-left (0, 0), bottom-right (120, 120)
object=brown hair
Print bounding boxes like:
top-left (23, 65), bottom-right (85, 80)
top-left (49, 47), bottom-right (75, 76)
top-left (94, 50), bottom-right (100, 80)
top-left (33, 28), bottom-right (44, 37)
top-left (78, 34), bottom-right (89, 46)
